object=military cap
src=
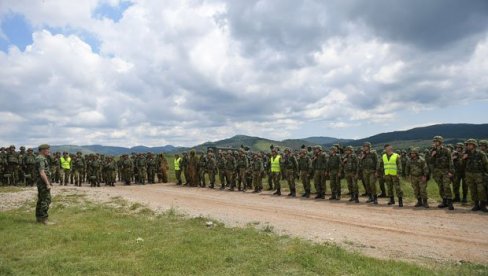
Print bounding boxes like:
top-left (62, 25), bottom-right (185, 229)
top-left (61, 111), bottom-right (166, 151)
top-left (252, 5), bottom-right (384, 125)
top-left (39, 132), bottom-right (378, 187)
top-left (9, 145), bottom-right (15, 149)
top-left (455, 143), bottom-right (464, 148)
top-left (345, 146), bottom-right (353, 151)
top-left (363, 142), bottom-right (372, 148)
top-left (38, 144), bottom-right (50, 150)
top-left (479, 140), bottom-right (488, 146)
top-left (433, 136), bottom-right (444, 142)
top-left (314, 145), bottom-right (322, 150)
top-left (20, 146), bottom-right (25, 150)
top-left (27, 148), bottom-right (33, 152)
top-left (410, 147), bottom-right (420, 155)
top-left (284, 147), bottom-right (291, 152)
top-left (465, 138), bottom-right (478, 147)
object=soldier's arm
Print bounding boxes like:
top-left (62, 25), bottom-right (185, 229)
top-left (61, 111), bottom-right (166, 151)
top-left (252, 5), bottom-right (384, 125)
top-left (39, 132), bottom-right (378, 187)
top-left (39, 162), bottom-right (51, 189)
top-left (482, 152), bottom-right (488, 173)
top-left (396, 156), bottom-right (402, 176)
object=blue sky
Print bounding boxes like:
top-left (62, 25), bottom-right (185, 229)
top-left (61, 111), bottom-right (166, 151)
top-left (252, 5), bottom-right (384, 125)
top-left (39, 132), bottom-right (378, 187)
top-left (0, 0), bottom-right (487, 147)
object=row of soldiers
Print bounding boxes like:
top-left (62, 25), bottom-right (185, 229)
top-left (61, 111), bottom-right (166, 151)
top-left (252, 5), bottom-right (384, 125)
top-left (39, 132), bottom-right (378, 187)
top-left (0, 148), bottom-right (169, 187)
top-left (173, 136), bottom-right (488, 212)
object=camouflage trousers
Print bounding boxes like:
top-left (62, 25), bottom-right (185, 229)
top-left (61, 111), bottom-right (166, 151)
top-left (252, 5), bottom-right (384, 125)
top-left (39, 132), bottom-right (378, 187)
top-left (385, 175), bottom-right (403, 198)
top-left (198, 168), bottom-right (206, 186)
top-left (122, 170), bottom-right (133, 185)
top-left (285, 169), bottom-right (296, 192)
top-left (72, 169), bottom-right (83, 186)
top-left (344, 172), bottom-right (358, 194)
top-left (314, 170), bottom-right (326, 195)
top-left (465, 172), bottom-right (486, 202)
top-left (225, 169), bottom-right (235, 188)
top-left (271, 172), bottom-right (281, 191)
top-left (252, 172), bottom-right (262, 191)
top-left (61, 169), bottom-right (70, 185)
top-left (175, 170), bottom-right (182, 184)
top-left (329, 170), bottom-right (340, 196)
top-left (217, 169), bottom-right (226, 187)
top-left (378, 175), bottom-right (386, 194)
top-left (300, 170), bottom-right (310, 192)
top-left (6, 164), bottom-right (19, 185)
top-left (207, 170), bottom-right (216, 186)
top-left (432, 169), bottom-right (452, 200)
top-left (36, 182), bottom-right (51, 219)
top-left (237, 168), bottom-right (247, 190)
top-left (24, 166), bottom-right (37, 186)
top-left (453, 172), bottom-right (467, 198)
top-left (410, 175), bottom-right (428, 199)
top-left (362, 169), bottom-right (377, 196)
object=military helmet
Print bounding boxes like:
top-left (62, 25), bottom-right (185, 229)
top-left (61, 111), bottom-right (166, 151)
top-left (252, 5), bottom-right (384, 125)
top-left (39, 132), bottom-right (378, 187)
top-left (465, 138), bottom-right (478, 147)
top-left (20, 146), bottom-right (25, 150)
top-left (38, 144), bottom-right (50, 151)
top-left (9, 145), bottom-right (15, 149)
top-left (363, 142), bottom-right (372, 148)
top-left (284, 147), bottom-right (291, 152)
top-left (27, 148), bottom-right (33, 152)
top-left (330, 146), bottom-right (337, 152)
top-left (455, 143), bottom-right (464, 148)
top-left (479, 140), bottom-right (488, 147)
top-left (433, 136), bottom-right (444, 142)
top-left (345, 146), bottom-right (353, 151)
top-left (314, 145), bottom-right (322, 151)
top-left (410, 147), bottom-right (420, 155)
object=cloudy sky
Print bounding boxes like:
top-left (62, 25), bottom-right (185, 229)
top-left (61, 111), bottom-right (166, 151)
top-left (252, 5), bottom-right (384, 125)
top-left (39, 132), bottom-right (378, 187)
top-left (1, 0), bottom-right (487, 147)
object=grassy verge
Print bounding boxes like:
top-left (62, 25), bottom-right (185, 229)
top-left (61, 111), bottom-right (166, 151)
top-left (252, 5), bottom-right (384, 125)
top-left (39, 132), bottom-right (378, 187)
top-left (0, 195), bottom-right (486, 275)
top-left (0, 186), bottom-right (28, 193)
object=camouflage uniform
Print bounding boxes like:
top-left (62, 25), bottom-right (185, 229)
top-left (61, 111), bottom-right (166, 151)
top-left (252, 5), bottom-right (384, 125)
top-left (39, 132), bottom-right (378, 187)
top-left (35, 145), bottom-right (51, 222)
top-left (406, 148), bottom-right (430, 208)
top-left (225, 152), bottom-right (236, 190)
top-left (452, 143), bottom-right (468, 203)
top-left (236, 152), bottom-right (249, 191)
top-left (206, 152), bottom-right (217, 188)
top-left (251, 154), bottom-right (264, 192)
top-left (430, 136), bottom-right (454, 210)
top-left (146, 153), bottom-right (156, 184)
top-left (327, 147), bottom-right (341, 200)
top-left (298, 150), bottom-right (312, 198)
top-left (282, 148), bottom-right (298, 197)
top-left (121, 155), bottom-right (133, 185)
top-left (463, 139), bottom-right (488, 212)
top-left (359, 143), bottom-right (379, 204)
top-left (72, 153), bottom-right (85, 186)
top-left (216, 153), bottom-right (226, 189)
top-left (341, 146), bottom-right (359, 203)
top-left (23, 149), bottom-right (37, 186)
top-left (312, 146), bottom-right (327, 199)
top-left (198, 154), bottom-right (208, 187)
top-left (6, 146), bottom-right (20, 185)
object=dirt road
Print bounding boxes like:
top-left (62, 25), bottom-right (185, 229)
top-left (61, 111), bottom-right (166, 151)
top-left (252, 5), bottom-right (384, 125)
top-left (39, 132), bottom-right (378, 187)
top-left (4, 183), bottom-right (488, 264)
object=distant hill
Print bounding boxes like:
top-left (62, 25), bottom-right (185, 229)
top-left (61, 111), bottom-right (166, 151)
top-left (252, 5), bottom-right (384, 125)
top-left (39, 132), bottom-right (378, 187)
top-left (351, 123), bottom-right (488, 148)
top-left (51, 123), bottom-right (488, 154)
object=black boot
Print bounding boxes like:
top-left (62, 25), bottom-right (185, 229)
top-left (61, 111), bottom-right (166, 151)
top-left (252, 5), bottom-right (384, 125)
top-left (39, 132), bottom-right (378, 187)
top-left (447, 199), bottom-right (454, 210)
top-left (329, 193), bottom-right (336, 200)
top-left (471, 201), bottom-right (481, 211)
top-left (302, 189), bottom-right (310, 198)
top-left (336, 191), bottom-right (341, 200)
top-left (398, 197), bottom-right (403, 207)
top-left (414, 198), bottom-right (422, 207)
top-left (373, 195), bottom-right (378, 205)
top-left (354, 193), bottom-right (359, 203)
top-left (438, 198), bottom-right (447, 208)
top-left (387, 196), bottom-right (395, 205)
top-left (291, 189), bottom-right (296, 197)
top-left (461, 195), bottom-right (468, 204)
top-left (366, 194), bottom-right (373, 203)
top-left (480, 201), bottom-right (488, 213)
top-left (423, 198), bottom-right (430, 208)
top-left (378, 192), bottom-right (387, 198)
top-left (453, 194), bottom-right (460, 203)
top-left (349, 193), bottom-right (354, 202)
top-left (273, 189), bottom-right (281, 196)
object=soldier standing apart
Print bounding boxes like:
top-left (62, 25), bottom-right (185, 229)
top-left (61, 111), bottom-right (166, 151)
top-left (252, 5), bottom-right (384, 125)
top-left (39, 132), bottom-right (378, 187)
top-left (251, 153), bottom-right (264, 193)
top-left (298, 149), bottom-right (312, 198)
top-left (431, 136), bottom-right (455, 210)
top-left (452, 143), bottom-right (468, 203)
top-left (174, 154), bottom-right (182, 185)
top-left (36, 144), bottom-right (54, 225)
top-left (462, 139), bottom-right (488, 212)
top-left (270, 148), bottom-right (282, 196)
top-left (327, 146), bottom-right (341, 200)
top-left (380, 144), bottom-right (403, 207)
top-left (283, 148), bottom-right (298, 197)
top-left (360, 142), bottom-right (379, 204)
top-left (312, 146), bottom-right (327, 199)
top-left (405, 148), bottom-right (430, 208)
top-left (341, 146), bottom-right (360, 203)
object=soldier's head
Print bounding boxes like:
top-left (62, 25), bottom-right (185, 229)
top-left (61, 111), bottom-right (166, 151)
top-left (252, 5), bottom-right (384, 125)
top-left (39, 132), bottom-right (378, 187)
top-left (20, 146), bottom-right (25, 152)
top-left (271, 148), bottom-right (278, 156)
top-left (410, 147), bottom-right (419, 158)
top-left (313, 145), bottom-right (322, 154)
top-left (455, 143), bottom-right (464, 152)
top-left (330, 146), bottom-right (337, 154)
top-left (345, 146), bottom-right (353, 155)
top-left (465, 139), bottom-right (478, 151)
top-left (63, 152), bottom-right (68, 156)
top-left (284, 148), bottom-right (291, 155)
top-left (433, 136), bottom-right (443, 147)
top-left (479, 140), bottom-right (488, 151)
top-left (384, 144), bottom-right (393, 155)
top-left (175, 154), bottom-right (179, 158)
top-left (27, 148), bottom-right (33, 153)
top-left (362, 142), bottom-right (371, 152)
top-left (38, 144), bottom-right (50, 156)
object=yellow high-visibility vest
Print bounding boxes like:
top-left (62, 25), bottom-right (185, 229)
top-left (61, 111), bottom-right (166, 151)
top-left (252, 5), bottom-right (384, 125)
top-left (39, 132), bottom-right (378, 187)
top-left (60, 156), bottom-right (71, 170)
top-left (174, 157), bottom-right (181, 171)
top-left (271, 155), bottom-right (281, 173)
top-left (382, 153), bottom-right (398, 176)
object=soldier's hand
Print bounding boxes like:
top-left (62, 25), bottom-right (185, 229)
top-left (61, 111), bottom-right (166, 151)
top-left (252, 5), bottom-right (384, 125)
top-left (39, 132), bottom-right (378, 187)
top-left (462, 154), bottom-right (468, 160)
top-left (447, 172), bottom-right (453, 178)
top-left (431, 151), bottom-right (436, 157)
top-left (421, 176), bottom-right (427, 182)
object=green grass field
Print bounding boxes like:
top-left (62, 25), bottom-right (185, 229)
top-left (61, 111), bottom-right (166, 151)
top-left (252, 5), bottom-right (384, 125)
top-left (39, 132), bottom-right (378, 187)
top-left (1, 194), bottom-right (486, 275)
